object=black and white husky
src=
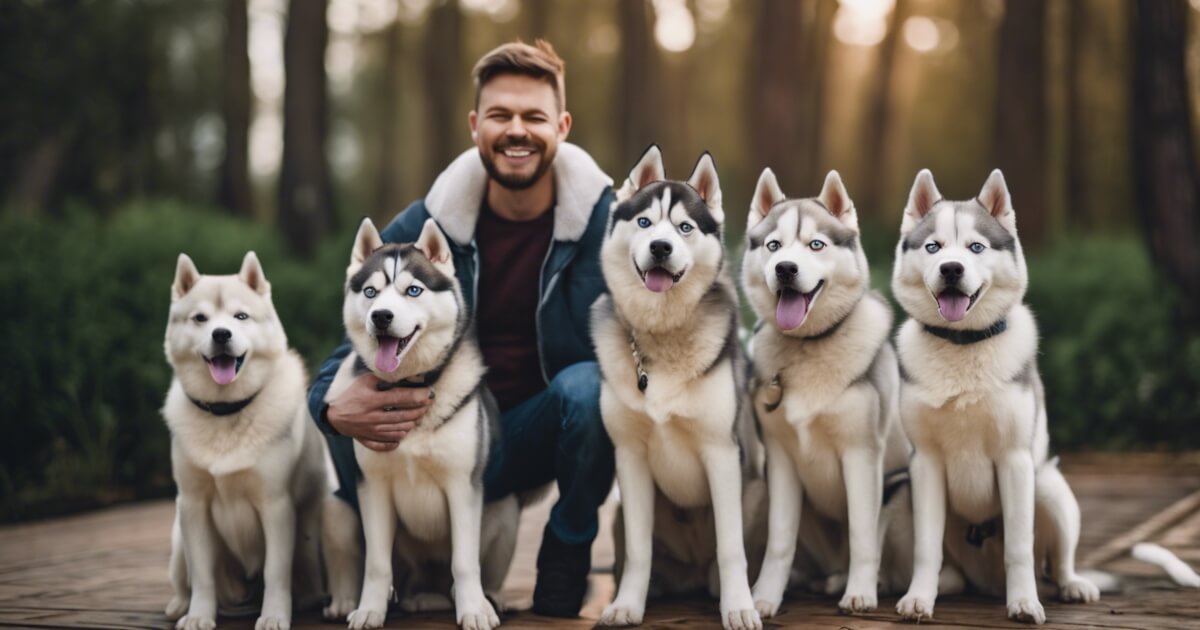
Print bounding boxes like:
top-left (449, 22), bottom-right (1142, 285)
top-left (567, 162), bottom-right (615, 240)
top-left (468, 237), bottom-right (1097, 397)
top-left (593, 146), bottom-right (765, 630)
top-left (891, 170), bottom-right (1099, 624)
top-left (322, 218), bottom-right (519, 630)
top-left (742, 170), bottom-right (922, 616)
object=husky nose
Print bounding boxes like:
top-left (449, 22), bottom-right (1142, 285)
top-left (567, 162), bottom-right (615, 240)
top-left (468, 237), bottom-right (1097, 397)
top-left (370, 310), bottom-right (394, 329)
top-left (211, 328), bottom-right (232, 344)
top-left (775, 261), bottom-right (798, 282)
top-left (940, 262), bottom-right (965, 284)
top-left (649, 239), bottom-right (673, 262)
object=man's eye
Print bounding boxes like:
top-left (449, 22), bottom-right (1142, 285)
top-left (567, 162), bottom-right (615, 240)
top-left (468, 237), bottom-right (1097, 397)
top-left (925, 242), bottom-right (941, 254)
top-left (363, 287), bottom-right (377, 298)
top-left (637, 217), bottom-right (652, 228)
top-left (766, 240), bottom-right (781, 252)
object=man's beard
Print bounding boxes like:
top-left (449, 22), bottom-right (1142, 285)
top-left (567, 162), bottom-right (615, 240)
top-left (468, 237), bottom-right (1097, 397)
top-left (481, 141), bottom-right (555, 190)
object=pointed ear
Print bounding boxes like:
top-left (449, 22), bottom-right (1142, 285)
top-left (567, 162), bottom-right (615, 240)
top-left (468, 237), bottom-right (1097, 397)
top-left (817, 170), bottom-right (857, 231)
top-left (351, 217), bottom-right (383, 268)
top-left (902, 169), bottom-right (941, 234)
top-left (978, 168), bottom-right (1015, 227)
top-left (748, 168), bottom-right (785, 232)
top-left (172, 253), bottom-right (200, 301)
top-left (617, 144), bottom-right (665, 202)
top-left (238, 251), bottom-right (270, 295)
top-left (415, 218), bottom-right (455, 276)
top-left (687, 151), bottom-right (723, 223)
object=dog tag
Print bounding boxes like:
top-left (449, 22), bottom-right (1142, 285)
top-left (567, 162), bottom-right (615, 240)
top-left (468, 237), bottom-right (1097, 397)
top-left (637, 372), bottom-right (648, 392)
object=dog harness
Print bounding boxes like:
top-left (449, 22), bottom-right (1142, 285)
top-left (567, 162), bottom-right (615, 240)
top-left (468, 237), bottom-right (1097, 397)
top-left (922, 319), bottom-right (1008, 345)
top-left (188, 392), bottom-right (258, 416)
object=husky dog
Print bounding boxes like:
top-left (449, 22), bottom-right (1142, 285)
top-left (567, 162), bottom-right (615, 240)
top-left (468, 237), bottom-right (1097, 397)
top-left (593, 146), bottom-right (764, 630)
top-left (743, 169), bottom-right (921, 616)
top-left (163, 252), bottom-right (329, 630)
top-left (892, 170), bottom-right (1099, 624)
top-left (323, 218), bottom-right (518, 630)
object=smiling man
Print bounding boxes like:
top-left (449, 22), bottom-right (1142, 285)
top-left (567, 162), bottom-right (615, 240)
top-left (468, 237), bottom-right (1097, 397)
top-left (308, 40), bottom-right (616, 618)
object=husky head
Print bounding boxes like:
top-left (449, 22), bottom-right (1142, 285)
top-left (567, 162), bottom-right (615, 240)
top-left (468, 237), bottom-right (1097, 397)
top-left (743, 169), bottom-right (868, 334)
top-left (891, 169), bottom-right (1027, 328)
top-left (602, 145), bottom-right (726, 322)
top-left (165, 252), bottom-right (287, 397)
top-left (344, 217), bottom-right (464, 380)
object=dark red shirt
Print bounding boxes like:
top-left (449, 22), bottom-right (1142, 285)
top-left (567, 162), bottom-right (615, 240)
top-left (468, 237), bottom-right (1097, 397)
top-left (475, 201), bottom-right (555, 410)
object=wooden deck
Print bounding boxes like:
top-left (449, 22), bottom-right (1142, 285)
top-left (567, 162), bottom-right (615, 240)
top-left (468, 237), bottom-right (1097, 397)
top-left (1, 453), bottom-right (1198, 629)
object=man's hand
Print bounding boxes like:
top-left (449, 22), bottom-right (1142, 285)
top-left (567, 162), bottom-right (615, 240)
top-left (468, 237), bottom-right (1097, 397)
top-left (325, 373), bottom-right (433, 452)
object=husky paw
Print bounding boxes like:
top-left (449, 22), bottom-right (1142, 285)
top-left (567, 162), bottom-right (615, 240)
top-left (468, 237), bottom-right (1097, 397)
top-left (752, 596), bottom-right (780, 618)
top-left (165, 596), bottom-right (190, 621)
top-left (598, 601), bottom-right (644, 626)
top-left (346, 607), bottom-right (386, 629)
top-left (838, 590), bottom-right (877, 613)
top-left (896, 593), bottom-right (935, 622)
top-left (323, 597), bottom-right (357, 621)
top-left (457, 610), bottom-right (501, 630)
top-left (721, 608), bottom-right (762, 630)
top-left (254, 615), bottom-right (290, 630)
top-left (1059, 577), bottom-right (1100, 603)
top-left (1007, 597), bottom-right (1046, 624)
top-left (175, 616), bottom-right (216, 630)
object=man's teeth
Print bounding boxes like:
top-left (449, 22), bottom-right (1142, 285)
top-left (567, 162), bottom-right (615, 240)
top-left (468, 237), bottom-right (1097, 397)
top-left (504, 149), bottom-right (532, 157)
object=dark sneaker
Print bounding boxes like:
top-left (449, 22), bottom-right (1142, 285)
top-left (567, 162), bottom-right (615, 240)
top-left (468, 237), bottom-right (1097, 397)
top-left (532, 524), bottom-right (591, 617)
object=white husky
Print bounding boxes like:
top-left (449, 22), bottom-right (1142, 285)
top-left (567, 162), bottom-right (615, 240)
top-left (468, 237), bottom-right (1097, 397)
top-left (593, 146), bottom-right (764, 630)
top-left (322, 218), bottom-right (519, 630)
top-left (163, 252), bottom-right (329, 630)
top-left (743, 169), bottom-right (921, 616)
top-left (892, 170), bottom-right (1099, 624)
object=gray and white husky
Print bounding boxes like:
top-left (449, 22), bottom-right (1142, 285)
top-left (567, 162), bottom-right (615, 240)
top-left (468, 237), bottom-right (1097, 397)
top-left (891, 170), bottom-right (1099, 624)
top-left (163, 252), bottom-right (330, 630)
top-left (322, 218), bottom-right (519, 630)
top-left (742, 169), bottom-right (922, 617)
top-left (593, 146), bottom-right (765, 630)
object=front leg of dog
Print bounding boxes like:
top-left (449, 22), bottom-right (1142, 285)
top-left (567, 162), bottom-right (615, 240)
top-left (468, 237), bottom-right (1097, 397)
top-left (177, 497), bottom-right (219, 630)
top-left (703, 446), bottom-right (762, 630)
top-left (839, 448), bottom-right (882, 613)
top-left (445, 480), bottom-right (500, 630)
top-left (348, 482), bottom-right (396, 629)
top-left (751, 439), bottom-right (801, 618)
top-left (897, 452), bottom-right (945, 622)
top-left (998, 451), bottom-right (1045, 624)
top-left (600, 446), bottom-right (655, 626)
top-left (256, 498), bottom-right (296, 630)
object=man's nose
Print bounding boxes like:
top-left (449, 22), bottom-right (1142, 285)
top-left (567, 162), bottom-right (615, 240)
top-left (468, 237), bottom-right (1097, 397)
top-left (506, 116), bottom-right (528, 136)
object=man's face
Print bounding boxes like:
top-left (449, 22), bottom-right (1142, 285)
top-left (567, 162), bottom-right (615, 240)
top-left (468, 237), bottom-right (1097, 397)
top-left (469, 73), bottom-right (571, 190)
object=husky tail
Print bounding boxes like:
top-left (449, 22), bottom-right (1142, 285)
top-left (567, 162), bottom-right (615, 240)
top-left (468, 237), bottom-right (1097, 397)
top-left (1131, 543), bottom-right (1200, 587)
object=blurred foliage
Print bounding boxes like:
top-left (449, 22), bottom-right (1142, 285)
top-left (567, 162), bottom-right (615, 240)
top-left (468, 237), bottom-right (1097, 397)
top-left (0, 203), bottom-right (350, 521)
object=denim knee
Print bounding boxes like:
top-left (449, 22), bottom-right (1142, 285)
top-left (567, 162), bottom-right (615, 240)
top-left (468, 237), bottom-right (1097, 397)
top-left (549, 361), bottom-right (604, 440)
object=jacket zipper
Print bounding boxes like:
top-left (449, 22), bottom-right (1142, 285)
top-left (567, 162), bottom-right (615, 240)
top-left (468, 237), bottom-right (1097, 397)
top-left (534, 234), bottom-right (559, 386)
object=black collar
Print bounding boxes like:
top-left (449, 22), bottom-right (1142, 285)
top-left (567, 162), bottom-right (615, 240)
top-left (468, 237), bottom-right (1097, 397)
top-left (923, 319), bottom-right (1008, 345)
top-left (189, 392), bottom-right (259, 416)
top-left (801, 310), bottom-right (851, 341)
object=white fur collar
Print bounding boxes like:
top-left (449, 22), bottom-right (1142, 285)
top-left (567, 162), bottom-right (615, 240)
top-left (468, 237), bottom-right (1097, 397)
top-left (424, 142), bottom-right (612, 246)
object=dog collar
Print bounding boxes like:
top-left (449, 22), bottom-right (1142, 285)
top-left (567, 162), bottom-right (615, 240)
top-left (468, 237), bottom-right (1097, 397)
top-left (352, 357), bottom-right (447, 391)
top-left (189, 392), bottom-right (258, 416)
top-left (802, 310), bottom-right (851, 341)
top-left (923, 319), bottom-right (1008, 345)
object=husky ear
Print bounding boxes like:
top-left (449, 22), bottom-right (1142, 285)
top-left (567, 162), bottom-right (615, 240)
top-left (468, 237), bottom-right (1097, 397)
top-left (748, 168), bottom-right (785, 232)
top-left (978, 169), bottom-right (1016, 231)
top-left (617, 144), bottom-right (665, 202)
top-left (172, 253), bottom-right (200, 301)
top-left (818, 170), bottom-right (858, 231)
top-left (351, 217), bottom-right (383, 269)
top-left (902, 169), bottom-right (941, 234)
top-left (238, 251), bottom-right (270, 295)
top-left (687, 151), bottom-right (723, 223)
top-left (415, 218), bottom-right (455, 276)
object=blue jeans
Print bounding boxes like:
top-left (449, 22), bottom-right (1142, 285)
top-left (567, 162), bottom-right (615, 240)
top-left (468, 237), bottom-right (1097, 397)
top-left (327, 361), bottom-right (614, 546)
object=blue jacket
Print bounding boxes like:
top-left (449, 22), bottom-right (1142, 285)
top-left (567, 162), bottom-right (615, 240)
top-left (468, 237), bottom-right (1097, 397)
top-left (307, 143), bottom-right (615, 435)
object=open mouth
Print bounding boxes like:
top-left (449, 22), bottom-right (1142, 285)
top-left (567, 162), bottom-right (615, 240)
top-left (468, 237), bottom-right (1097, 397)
top-left (775, 280), bottom-right (824, 331)
top-left (635, 261), bottom-right (686, 293)
top-left (935, 287), bottom-right (981, 322)
top-left (374, 327), bottom-right (420, 373)
top-left (204, 353), bottom-right (246, 385)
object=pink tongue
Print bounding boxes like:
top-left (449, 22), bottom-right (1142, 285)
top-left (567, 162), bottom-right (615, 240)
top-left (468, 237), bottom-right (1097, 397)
top-left (775, 290), bottom-right (809, 331)
top-left (208, 357), bottom-right (238, 385)
top-left (644, 269), bottom-right (675, 293)
top-left (937, 292), bottom-right (971, 322)
top-left (375, 336), bottom-right (401, 373)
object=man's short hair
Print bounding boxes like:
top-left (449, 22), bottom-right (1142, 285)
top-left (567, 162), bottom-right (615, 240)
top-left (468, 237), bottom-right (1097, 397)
top-left (472, 39), bottom-right (566, 111)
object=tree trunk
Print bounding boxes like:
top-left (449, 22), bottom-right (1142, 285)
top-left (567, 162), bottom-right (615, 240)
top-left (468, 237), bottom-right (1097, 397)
top-left (860, 0), bottom-right (909, 220)
top-left (219, 0), bottom-right (253, 217)
top-left (994, 0), bottom-right (1046, 246)
top-left (279, 0), bottom-right (333, 257)
top-left (1132, 0), bottom-right (1200, 308)
top-left (617, 0), bottom-right (660, 169)
top-left (1066, 0), bottom-right (1089, 230)
top-left (423, 0), bottom-right (462, 179)
top-left (375, 15), bottom-right (403, 219)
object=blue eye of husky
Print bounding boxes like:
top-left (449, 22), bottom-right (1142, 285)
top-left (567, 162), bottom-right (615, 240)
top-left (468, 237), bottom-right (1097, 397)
top-left (193, 313), bottom-right (208, 323)
top-left (766, 240), bottom-right (781, 252)
top-left (679, 222), bottom-right (694, 234)
top-left (969, 242), bottom-right (986, 254)
top-left (925, 242), bottom-right (941, 254)
top-left (363, 287), bottom-right (377, 298)
top-left (234, 312), bottom-right (248, 321)
top-left (637, 217), bottom-right (651, 228)
top-left (406, 286), bottom-right (424, 297)
top-left (809, 239), bottom-right (826, 251)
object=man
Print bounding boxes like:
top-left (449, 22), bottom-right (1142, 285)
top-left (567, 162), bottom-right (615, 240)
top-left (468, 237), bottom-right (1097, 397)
top-left (307, 40), bottom-right (615, 618)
